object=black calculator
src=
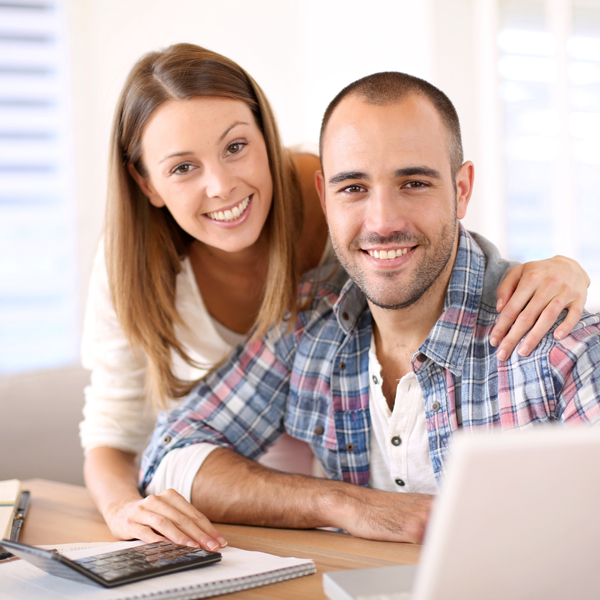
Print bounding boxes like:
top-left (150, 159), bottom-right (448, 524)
top-left (1, 539), bottom-right (222, 587)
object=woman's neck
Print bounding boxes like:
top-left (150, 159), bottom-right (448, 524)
top-left (189, 236), bottom-right (270, 335)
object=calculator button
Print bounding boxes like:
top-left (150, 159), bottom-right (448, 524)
top-left (89, 566), bottom-right (111, 574)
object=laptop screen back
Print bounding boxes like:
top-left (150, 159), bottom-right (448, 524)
top-left (413, 427), bottom-right (600, 600)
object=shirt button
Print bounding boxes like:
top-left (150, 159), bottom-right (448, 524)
top-left (342, 312), bottom-right (349, 320)
top-left (162, 435), bottom-right (172, 445)
top-left (339, 362), bottom-right (346, 370)
top-left (395, 478), bottom-right (406, 487)
top-left (346, 443), bottom-right (355, 452)
top-left (314, 425), bottom-right (324, 436)
top-left (372, 375), bottom-right (379, 385)
top-left (417, 353), bottom-right (427, 363)
top-left (391, 436), bottom-right (402, 446)
top-left (432, 401), bottom-right (441, 412)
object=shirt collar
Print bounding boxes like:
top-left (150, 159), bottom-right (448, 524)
top-left (333, 273), bottom-right (368, 333)
top-left (418, 226), bottom-right (485, 375)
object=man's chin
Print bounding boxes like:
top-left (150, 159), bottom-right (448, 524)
top-left (365, 292), bottom-right (422, 311)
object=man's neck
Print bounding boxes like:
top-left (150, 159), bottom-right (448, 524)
top-left (370, 242), bottom-right (457, 409)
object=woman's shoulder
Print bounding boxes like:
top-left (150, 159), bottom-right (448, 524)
top-left (289, 145), bottom-right (329, 274)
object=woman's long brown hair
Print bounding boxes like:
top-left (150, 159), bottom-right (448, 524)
top-left (105, 44), bottom-right (303, 407)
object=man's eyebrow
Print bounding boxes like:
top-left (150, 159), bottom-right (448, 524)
top-left (159, 121), bottom-right (250, 164)
top-left (395, 166), bottom-right (442, 179)
top-left (328, 171), bottom-right (369, 186)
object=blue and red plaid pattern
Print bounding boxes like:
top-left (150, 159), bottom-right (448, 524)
top-left (141, 228), bottom-right (600, 491)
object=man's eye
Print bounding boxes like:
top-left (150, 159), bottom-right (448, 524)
top-left (173, 163), bottom-right (193, 175)
top-left (342, 185), bottom-right (365, 193)
top-left (226, 141), bottom-right (247, 155)
top-left (404, 181), bottom-right (428, 189)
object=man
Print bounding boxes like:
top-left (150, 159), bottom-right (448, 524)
top-left (141, 72), bottom-right (600, 546)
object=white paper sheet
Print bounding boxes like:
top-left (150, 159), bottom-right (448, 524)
top-left (0, 541), bottom-right (315, 600)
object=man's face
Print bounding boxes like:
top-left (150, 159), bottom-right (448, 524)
top-left (316, 94), bottom-right (472, 311)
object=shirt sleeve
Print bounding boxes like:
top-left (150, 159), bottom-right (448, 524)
top-left (145, 443), bottom-right (220, 501)
top-left (79, 239), bottom-right (156, 455)
top-left (551, 317), bottom-right (600, 424)
top-left (140, 329), bottom-right (295, 492)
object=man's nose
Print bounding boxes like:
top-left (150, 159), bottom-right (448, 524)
top-left (205, 162), bottom-right (236, 199)
top-left (365, 187), bottom-right (409, 235)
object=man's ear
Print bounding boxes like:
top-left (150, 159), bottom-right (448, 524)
top-left (127, 163), bottom-right (165, 208)
top-left (315, 170), bottom-right (327, 220)
top-left (455, 161), bottom-right (474, 220)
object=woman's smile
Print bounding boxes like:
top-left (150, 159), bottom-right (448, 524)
top-left (205, 194), bottom-right (252, 223)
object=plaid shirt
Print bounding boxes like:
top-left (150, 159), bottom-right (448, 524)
top-left (141, 229), bottom-right (600, 490)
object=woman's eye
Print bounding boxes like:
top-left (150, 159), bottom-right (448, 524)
top-left (173, 163), bottom-right (193, 175)
top-left (226, 141), bottom-right (247, 155)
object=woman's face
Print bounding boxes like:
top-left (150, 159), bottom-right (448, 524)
top-left (133, 97), bottom-right (273, 254)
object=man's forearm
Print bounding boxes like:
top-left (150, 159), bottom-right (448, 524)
top-left (190, 447), bottom-right (433, 543)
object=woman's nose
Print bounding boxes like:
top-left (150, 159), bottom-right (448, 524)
top-left (205, 163), bottom-right (236, 199)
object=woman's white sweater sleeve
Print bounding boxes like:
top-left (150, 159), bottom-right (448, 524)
top-left (79, 242), bottom-right (156, 455)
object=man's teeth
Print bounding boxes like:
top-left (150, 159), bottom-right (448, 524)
top-left (207, 196), bottom-right (250, 222)
top-left (368, 248), bottom-right (410, 260)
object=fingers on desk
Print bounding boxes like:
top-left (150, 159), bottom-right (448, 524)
top-left (129, 490), bottom-right (228, 551)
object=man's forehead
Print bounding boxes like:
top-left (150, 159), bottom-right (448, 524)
top-left (321, 93), bottom-right (448, 172)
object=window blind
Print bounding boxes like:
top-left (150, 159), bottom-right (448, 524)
top-left (0, 0), bottom-right (78, 372)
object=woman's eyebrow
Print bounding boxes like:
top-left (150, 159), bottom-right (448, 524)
top-left (218, 120), bottom-right (250, 143)
top-left (159, 150), bottom-right (194, 164)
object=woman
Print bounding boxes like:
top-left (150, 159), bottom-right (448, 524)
top-left (80, 43), bottom-right (589, 553)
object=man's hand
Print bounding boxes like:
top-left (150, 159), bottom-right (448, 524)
top-left (322, 485), bottom-right (433, 543)
top-left (192, 448), bottom-right (433, 544)
top-left (490, 256), bottom-right (589, 360)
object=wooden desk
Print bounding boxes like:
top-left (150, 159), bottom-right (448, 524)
top-left (19, 479), bottom-right (420, 599)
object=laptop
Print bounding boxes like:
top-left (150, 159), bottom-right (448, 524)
top-left (324, 426), bottom-right (600, 600)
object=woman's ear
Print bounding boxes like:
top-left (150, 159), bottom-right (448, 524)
top-left (127, 163), bottom-right (165, 208)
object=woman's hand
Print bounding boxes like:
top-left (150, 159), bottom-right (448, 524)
top-left (84, 447), bottom-right (226, 551)
top-left (490, 256), bottom-right (590, 360)
top-left (105, 489), bottom-right (227, 551)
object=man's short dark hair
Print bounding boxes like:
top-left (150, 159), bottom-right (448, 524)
top-left (319, 71), bottom-right (464, 178)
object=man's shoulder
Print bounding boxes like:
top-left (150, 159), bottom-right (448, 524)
top-left (501, 310), bottom-right (600, 375)
top-left (468, 231), bottom-right (517, 313)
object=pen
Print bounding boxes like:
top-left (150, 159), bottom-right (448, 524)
top-left (0, 490), bottom-right (30, 562)
top-left (11, 490), bottom-right (30, 541)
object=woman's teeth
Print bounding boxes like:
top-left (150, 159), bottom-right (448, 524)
top-left (207, 196), bottom-right (250, 222)
top-left (368, 247), bottom-right (410, 260)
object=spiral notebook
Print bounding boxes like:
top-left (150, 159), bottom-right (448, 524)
top-left (0, 540), bottom-right (316, 599)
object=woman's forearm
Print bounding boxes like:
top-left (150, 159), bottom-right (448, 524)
top-left (84, 446), bottom-right (141, 522)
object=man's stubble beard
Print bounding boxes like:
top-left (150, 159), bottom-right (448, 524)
top-left (331, 209), bottom-right (458, 312)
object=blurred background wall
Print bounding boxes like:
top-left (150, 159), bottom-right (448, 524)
top-left (1, 0), bottom-right (599, 484)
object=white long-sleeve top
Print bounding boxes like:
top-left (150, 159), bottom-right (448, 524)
top-left (80, 242), bottom-right (238, 455)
